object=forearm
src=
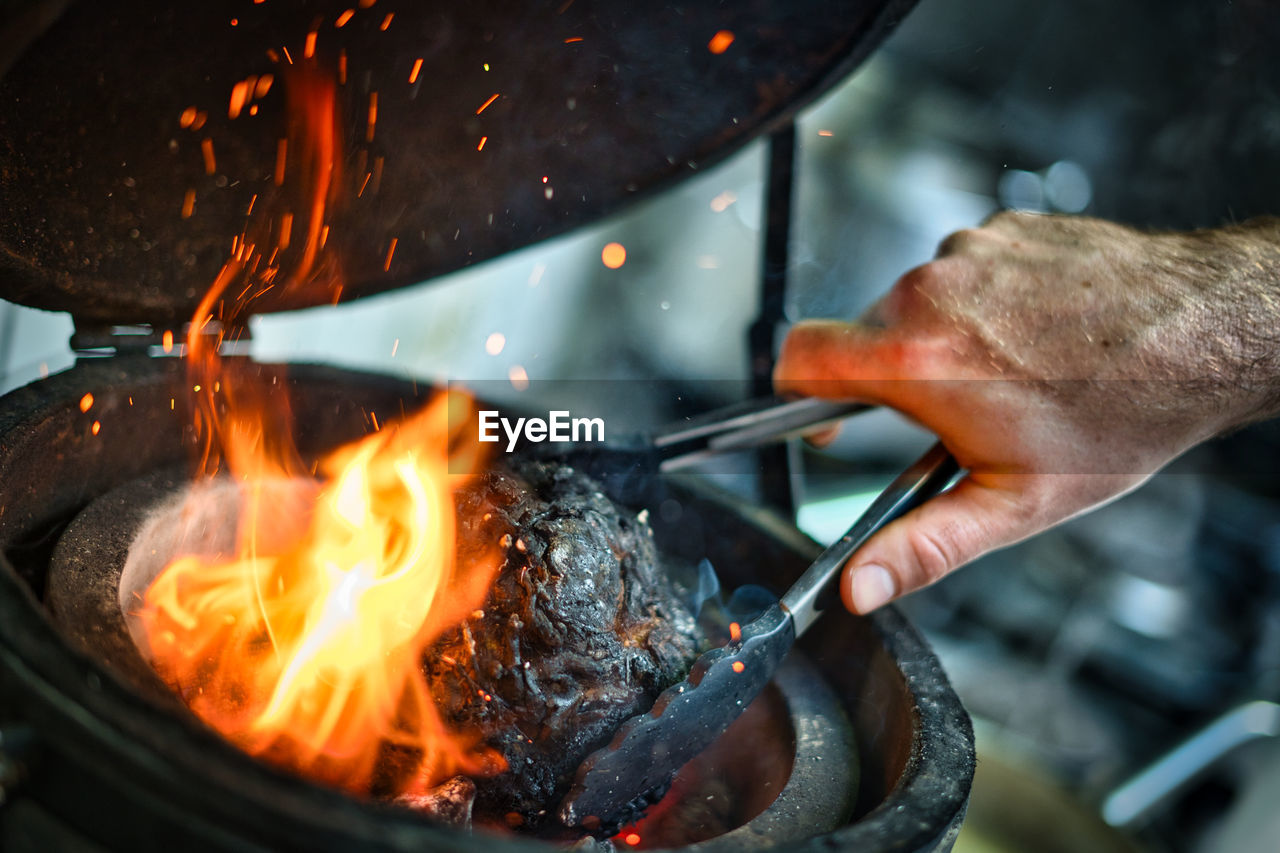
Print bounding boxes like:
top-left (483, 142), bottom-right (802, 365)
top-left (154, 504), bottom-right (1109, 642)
top-left (1156, 216), bottom-right (1280, 426)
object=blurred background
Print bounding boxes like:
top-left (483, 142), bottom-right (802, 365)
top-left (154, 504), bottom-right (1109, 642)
top-left (5, 0), bottom-right (1280, 850)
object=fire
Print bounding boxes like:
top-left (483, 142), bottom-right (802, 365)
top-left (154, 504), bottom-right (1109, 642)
top-left (138, 394), bottom-right (503, 795)
top-left (135, 50), bottom-right (506, 799)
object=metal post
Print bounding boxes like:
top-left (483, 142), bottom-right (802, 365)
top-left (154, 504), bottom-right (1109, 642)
top-left (749, 122), bottom-right (799, 517)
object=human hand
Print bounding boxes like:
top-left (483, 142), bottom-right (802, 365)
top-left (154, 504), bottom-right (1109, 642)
top-left (775, 211), bottom-right (1280, 613)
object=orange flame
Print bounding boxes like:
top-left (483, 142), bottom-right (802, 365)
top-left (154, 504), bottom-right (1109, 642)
top-left (139, 394), bottom-right (503, 794)
top-left (137, 61), bottom-right (505, 798)
top-left (185, 66), bottom-right (343, 479)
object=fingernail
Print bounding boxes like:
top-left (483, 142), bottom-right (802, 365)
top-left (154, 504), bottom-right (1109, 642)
top-left (849, 564), bottom-right (895, 613)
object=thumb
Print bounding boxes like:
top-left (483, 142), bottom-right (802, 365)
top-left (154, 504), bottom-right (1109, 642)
top-left (840, 477), bottom-right (1036, 613)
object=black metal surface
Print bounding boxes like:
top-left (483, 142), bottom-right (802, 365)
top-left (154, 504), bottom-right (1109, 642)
top-left (0, 357), bottom-right (972, 851)
top-left (751, 126), bottom-right (799, 516)
top-left (0, 0), bottom-right (918, 329)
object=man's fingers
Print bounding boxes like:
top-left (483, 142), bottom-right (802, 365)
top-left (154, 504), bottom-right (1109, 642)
top-left (774, 319), bottom-right (902, 397)
top-left (840, 478), bottom-right (1036, 614)
top-left (774, 318), bottom-right (963, 406)
top-left (773, 318), bottom-right (896, 389)
top-left (802, 423), bottom-right (842, 448)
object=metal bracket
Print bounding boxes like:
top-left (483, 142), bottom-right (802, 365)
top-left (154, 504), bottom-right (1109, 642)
top-left (70, 323), bottom-right (251, 359)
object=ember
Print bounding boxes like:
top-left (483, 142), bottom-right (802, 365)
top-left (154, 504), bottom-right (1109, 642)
top-left (602, 241), bottom-right (627, 269)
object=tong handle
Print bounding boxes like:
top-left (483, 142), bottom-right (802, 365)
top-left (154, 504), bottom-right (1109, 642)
top-left (654, 395), bottom-right (871, 472)
top-left (780, 442), bottom-right (959, 635)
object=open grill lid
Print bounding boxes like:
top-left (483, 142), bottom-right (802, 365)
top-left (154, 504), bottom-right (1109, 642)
top-left (0, 0), bottom-right (915, 329)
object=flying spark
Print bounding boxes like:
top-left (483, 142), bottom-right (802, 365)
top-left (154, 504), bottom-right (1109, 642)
top-left (601, 242), bottom-right (626, 269)
top-left (201, 138), bottom-right (216, 175)
top-left (708, 30), bottom-right (735, 54)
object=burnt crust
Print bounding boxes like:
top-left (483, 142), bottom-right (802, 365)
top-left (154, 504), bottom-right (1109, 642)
top-left (427, 460), bottom-right (701, 827)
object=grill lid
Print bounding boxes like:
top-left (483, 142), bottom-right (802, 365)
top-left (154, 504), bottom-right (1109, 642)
top-left (0, 0), bottom-right (915, 328)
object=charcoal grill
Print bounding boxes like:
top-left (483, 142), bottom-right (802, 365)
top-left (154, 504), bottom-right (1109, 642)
top-left (0, 1), bottom-right (973, 849)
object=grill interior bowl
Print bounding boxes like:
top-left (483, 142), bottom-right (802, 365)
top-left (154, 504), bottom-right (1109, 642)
top-left (0, 357), bottom-right (973, 851)
top-left (47, 465), bottom-right (860, 847)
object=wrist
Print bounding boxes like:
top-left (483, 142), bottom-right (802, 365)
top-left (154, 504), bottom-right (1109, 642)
top-left (1169, 217), bottom-right (1280, 430)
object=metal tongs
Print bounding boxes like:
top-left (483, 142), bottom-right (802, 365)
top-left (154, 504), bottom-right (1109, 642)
top-left (536, 395), bottom-right (872, 504)
top-left (557, 437), bottom-right (959, 831)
